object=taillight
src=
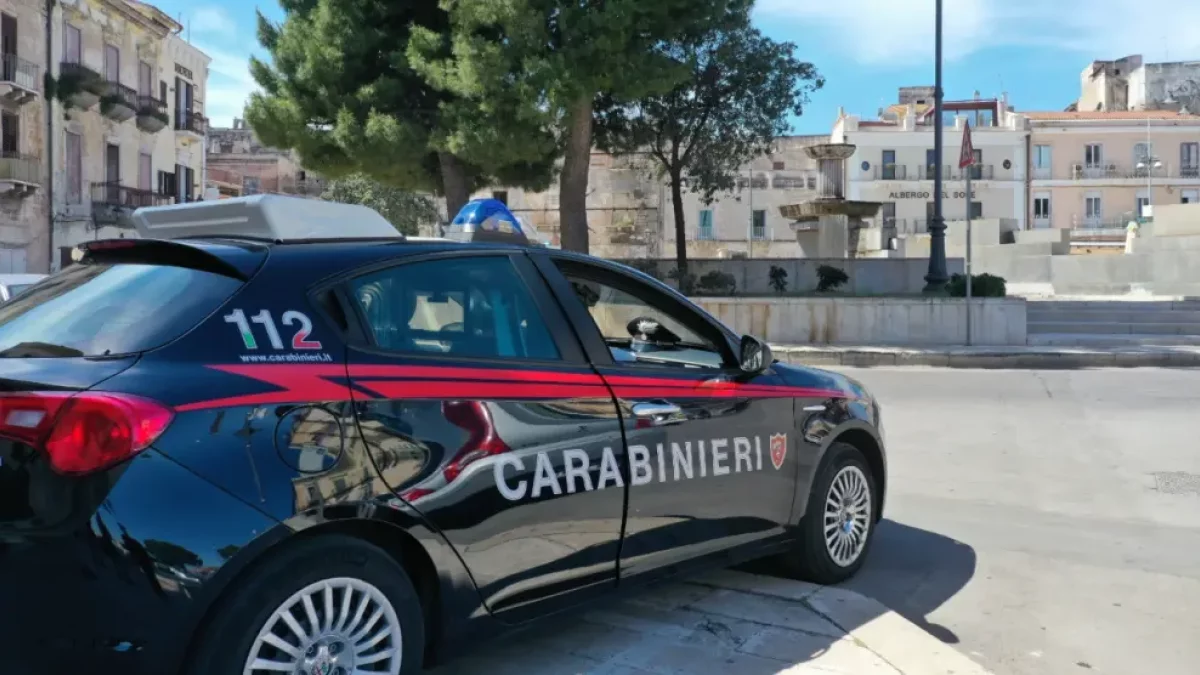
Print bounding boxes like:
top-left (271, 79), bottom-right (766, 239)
top-left (441, 401), bottom-right (510, 484)
top-left (0, 392), bottom-right (174, 475)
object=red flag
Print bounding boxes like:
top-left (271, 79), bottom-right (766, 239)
top-left (959, 121), bottom-right (976, 169)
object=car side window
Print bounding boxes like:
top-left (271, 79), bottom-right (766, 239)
top-left (347, 256), bottom-right (561, 361)
top-left (556, 264), bottom-right (728, 370)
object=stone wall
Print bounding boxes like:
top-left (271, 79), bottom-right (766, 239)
top-left (694, 296), bottom-right (1028, 346)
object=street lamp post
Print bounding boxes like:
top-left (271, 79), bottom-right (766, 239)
top-left (924, 0), bottom-right (949, 293)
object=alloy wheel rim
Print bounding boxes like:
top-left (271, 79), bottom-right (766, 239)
top-left (823, 465), bottom-right (872, 567)
top-left (243, 577), bottom-right (403, 675)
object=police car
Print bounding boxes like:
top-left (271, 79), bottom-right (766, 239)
top-left (0, 195), bottom-right (886, 675)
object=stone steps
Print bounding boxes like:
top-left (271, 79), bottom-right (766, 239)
top-left (1026, 310), bottom-right (1200, 323)
top-left (1028, 321), bottom-right (1200, 336)
top-left (1025, 300), bottom-right (1200, 341)
top-left (1028, 333), bottom-right (1200, 347)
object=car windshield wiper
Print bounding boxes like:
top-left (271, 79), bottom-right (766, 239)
top-left (0, 342), bottom-right (86, 358)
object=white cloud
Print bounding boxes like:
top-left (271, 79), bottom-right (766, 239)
top-left (756, 0), bottom-right (1200, 66)
top-left (188, 7), bottom-right (237, 37)
top-left (193, 41), bottom-right (260, 127)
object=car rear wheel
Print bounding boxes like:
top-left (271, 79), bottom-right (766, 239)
top-left (777, 441), bottom-right (877, 584)
top-left (186, 534), bottom-right (424, 675)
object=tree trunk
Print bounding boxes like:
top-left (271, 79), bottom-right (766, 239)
top-left (438, 151), bottom-right (471, 222)
top-left (558, 94), bottom-right (593, 253)
top-left (670, 171), bottom-right (690, 293)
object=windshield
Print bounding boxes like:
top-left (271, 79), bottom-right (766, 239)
top-left (5, 284), bottom-right (32, 298)
top-left (0, 264), bottom-right (242, 357)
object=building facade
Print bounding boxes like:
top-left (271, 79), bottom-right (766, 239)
top-left (833, 90), bottom-right (1028, 236)
top-left (50, 0), bottom-right (209, 270)
top-left (1077, 55), bottom-right (1200, 114)
top-left (0, 0), bottom-right (49, 273)
top-left (206, 117), bottom-right (325, 199)
top-left (1026, 110), bottom-right (1200, 230)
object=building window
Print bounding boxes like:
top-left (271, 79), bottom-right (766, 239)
top-left (752, 210), bottom-right (766, 240)
top-left (138, 153), bottom-right (152, 192)
top-left (138, 61), bottom-right (153, 98)
top-left (160, 80), bottom-right (168, 109)
top-left (925, 148), bottom-right (936, 179)
top-left (1033, 193), bottom-right (1051, 227)
top-left (1033, 144), bottom-right (1052, 178)
top-left (698, 209), bottom-right (713, 240)
top-left (157, 170), bottom-right (177, 198)
top-left (1181, 142), bottom-right (1199, 178)
top-left (1183, 189), bottom-right (1199, 205)
top-left (1, 111), bottom-right (17, 155)
top-left (772, 161), bottom-right (785, 171)
top-left (968, 149), bottom-right (983, 180)
top-left (881, 150), bottom-right (897, 180)
top-left (105, 143), bottom-right (119, 184)
top-left (103, 44), bottom-right (119, 83)
top-left (63, 23), bottom-right (81, 64)
top-left (1136, 192), bottom-right (1150, 218)
top-left (492, 190), bottom-right (508, 205)
top-left (1085, 194), bottom-right (1102, 225)
top-left (64, 131), bottom-right (82, 203)
top-left (1133, 142), bottom-right (1153, 165)
top-left (1084, 143), bottom-right (1103, 167)
top-left (969, 201), bottom-right (983, 219)
top-left (881, 202), bottom-right (896, 228)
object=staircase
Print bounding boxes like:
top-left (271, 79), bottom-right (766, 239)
top-left (1027, 300), bottom-right (1200, 346)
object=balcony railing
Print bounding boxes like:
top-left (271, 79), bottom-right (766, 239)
top-left (1032, 166), bottom-right (1052, 180)
top-left (918, 165), bottom-right (952, 180)
top-left (175, 110), bottom-right (208, 135)
top-left (0, 53), bottom-right (40, 93)
top-left (90, 181), bottom-right (174, 208)
top-left (875, 164), bottom-right (907, 180)
top-left (1177, 165), bottom-right (1199, 179)
top-left (100, 81), bottom-right (137, 121)
top-left (135, 94), bottom-right (169, 132)
top-left (877, 218), bottom-right (928, 235)
top-left (0, 153), bottom-right (40, 185)
top-left (957, 164), bottom-right (994, 181)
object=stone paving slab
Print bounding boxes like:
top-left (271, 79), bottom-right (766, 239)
top-left (427, 570), bottom-right (993, 675)
top-left (771, 344), bottom-right (1200, 369)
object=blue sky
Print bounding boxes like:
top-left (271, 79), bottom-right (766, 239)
top-left (155, 0), bottom-right (1200, 135)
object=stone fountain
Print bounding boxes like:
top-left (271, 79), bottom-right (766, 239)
top-left (779, 143), bottom-right (881, 258)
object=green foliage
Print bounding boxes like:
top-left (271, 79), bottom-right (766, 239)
top-left (625, 259), bottom-right (661, 280)
top-left (769, 265), bottom-right (788, 294)
top-left (695, 270), bottom-right (737, 296)
top-left (816, 265), bottom-right (849, 292)
top-left (320, 174), bottom-right (440, 235)
top-left (948, 273), bottom-right (1007, 298)
top-left (244, 0), bottom-right (558, 212)
top-left (594, 16), bottom-right (822, 271)
top-left (667, 267), bottom-right (697, 295)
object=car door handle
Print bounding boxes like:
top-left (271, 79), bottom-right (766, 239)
top-left (802, 404), bottom-right (827, 412)
top-left (631, 401), bottom-right (687, 426)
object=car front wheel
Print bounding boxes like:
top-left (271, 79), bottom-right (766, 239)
top-left (777, 441), bottom-right (878, 584)
top-left (187, 534), bottom-right (425, 675)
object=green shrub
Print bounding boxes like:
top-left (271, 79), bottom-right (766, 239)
top-left (768, 265), bottom-right (788, 294)
top-left (815, 265), bottom-right (849, 292)
top-left (666, 267), bottom-right (696, 294)
top-left (626, 259), bottom-right (659, 279)
top-left (948, 273), bottom-right (1007, 297)
top-left (695, 270), bottom-right (737, 296)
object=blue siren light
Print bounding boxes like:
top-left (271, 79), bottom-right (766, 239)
top-left (446, 198), bottom-right (532, 245)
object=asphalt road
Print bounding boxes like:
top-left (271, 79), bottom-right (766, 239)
top-left (815, 367), bottom-right (1200, 675)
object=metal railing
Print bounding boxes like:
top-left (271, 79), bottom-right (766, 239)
top-left (175, 110), bottom-right (208, 135)
top-left (1178, 165), bottom-right (1199, 179)
top-left (90, 181), bottom-right (174, 208)
top-left (104, 81), bottom-right (137, 108)
top-left (875, 164), bottom-right (907, 180)
top-left (137, 94), bottom-right (167, 116)
top-left (0, 153), bottom-right (40, 183)
top-left (0, 53), bottom-right (40, 91)
top-left (956, 164), bottom-right (994, 180)
top-left (918, 165), bottom-right (952, 180)
top-left (878, 218), bottom-right (928, 235)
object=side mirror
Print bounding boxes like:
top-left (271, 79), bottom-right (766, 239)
top-left (739, 335), bottom-right (773, 374)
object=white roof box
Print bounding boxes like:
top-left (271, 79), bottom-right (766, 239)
top-left (130, 194), bottom-right (401, 242)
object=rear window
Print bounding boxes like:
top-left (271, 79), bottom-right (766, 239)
top-left (0, 263), bottom-right (242, 357)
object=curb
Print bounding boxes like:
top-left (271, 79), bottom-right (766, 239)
top-left (691, 571), bottom-right (994, 675)
top-left (772, 346), bottom-right (1200, 369)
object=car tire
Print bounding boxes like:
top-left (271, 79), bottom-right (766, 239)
top-left (776, 441), bottom-right (878, 585)
top-left (186, 534), bottom-right (425, 675)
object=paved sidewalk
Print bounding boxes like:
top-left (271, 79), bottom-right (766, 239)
top-left (771, 343), bottom-right (1200, 369)
top-left (429, 570), bottom-right (991, 675)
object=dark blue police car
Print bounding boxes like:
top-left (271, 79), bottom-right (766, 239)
top-left (0, 195), bottom-right (886, 674)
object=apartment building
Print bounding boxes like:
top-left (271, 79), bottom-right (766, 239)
top-left (1026, 110), bottom-right (1200, 230)
top-left (832, 89), bottom-right (1029, 236)
top-left (206, 117), bottom-right (325, 199)
top-left (0, 0), bottom-right (49, 273)
top-left (51, 0), bottom-right (209, 269)
top-left (1076, 55), bottom-right (1200, 114)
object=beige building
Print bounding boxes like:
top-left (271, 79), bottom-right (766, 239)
top-left (1076, 55), bottom-right (1200, 114)
top-left (206, 117), bottom-right (325, 199)
top-left (833, 89), bottom-right (1028, 237)
top-left (0, 0), bottom-right (49, 273)
top-left (1026, 110), bottom-right (1200, 230)
top-left (50, 0), bottom-right (209, 269)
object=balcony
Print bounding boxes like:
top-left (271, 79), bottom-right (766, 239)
top-left (175, 110), bottom-right (207, 138)
top-left (1177, 165), bottom-right (1199, 179)
top-left (957, 165), bottom-right (995, 181)
top-left (99, 82), bottom-right (137, 122)
top-left (56, 62), bottom-right (105, 110)
top-left (918, 165), bottom-right (952, 180)
top-left (135, 95), bottom-right (169, 133)
top-left (90, 181), bottom-right (174, 227)
top-left (0, 154), bottom-right (40, 196)
top-left (0, 54), bottom-right (40, 105)
top-left (874, 164), bottom-right (907, 180)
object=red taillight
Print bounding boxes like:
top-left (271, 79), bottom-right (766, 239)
top-left (441, 400), bottom-right (510, 484)
top-left (0, 392), bottom-right (174, 475)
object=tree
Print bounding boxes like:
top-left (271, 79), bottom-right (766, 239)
top-left (245, 0), bottom-right (558, 218)
top-left (595, 23), bottom-right (823, 283)
top-left (321, 174), bottom-right (440, 235)
top-left (409, 0), bottom-right (749, 253)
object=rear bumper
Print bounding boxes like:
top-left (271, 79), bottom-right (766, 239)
top-left (0, 449), bottom-right (280, 675)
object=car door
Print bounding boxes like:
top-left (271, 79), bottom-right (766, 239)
top-left (337, 250), bottom-right (628, 622)
top-left (532, 253), bottom-right (800, 581)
